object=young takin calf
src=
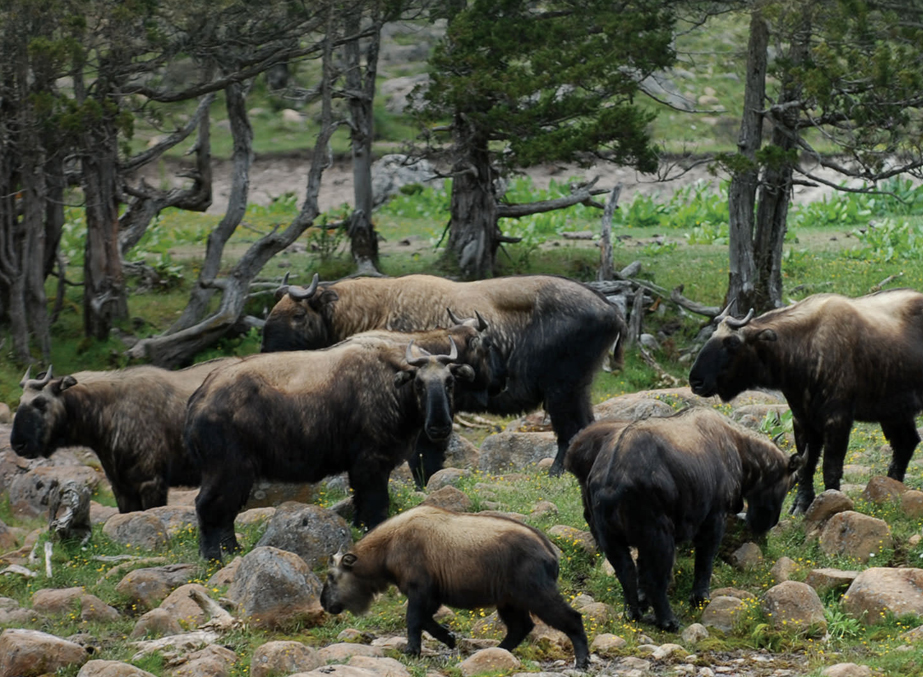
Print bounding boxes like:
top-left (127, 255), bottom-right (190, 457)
top-left (320, 505), bottom-right (589, 669)
top-left (567, 408), bottom-right (800, 632)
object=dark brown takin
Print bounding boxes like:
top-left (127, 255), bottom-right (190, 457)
top-left (689, 289), bottom-right (923, 514)
top-left (184, 324), bottom-right (492, 561)
top-left (320, 504), bottom-right (589, 669)
top-left (567, 408), bottom-right (800, 632)
top-left (10, 358), bottom-right (240, 513)
top-left (260, 272), bottom-right (625, 480)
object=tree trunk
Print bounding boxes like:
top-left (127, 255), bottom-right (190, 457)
top-left (168, 86), bottom-right (248, 334)
top-left (598, 184), bottom-right (622, 281)
top-left (726, 8), bottom-right (767, 314)
top-left (446, 116), bottom-right (498, 279)
top-left (82, 121), bottom-right (128, 340)
top-left (126, 13), bottom-right (340, 367)
top-left (344, 9), bottom-right (380, 275)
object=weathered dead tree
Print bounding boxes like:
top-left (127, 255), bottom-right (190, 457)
top-left (127, 18), bottom-right (342, 368)
top-left (598, 184), bottom-right (622, 281)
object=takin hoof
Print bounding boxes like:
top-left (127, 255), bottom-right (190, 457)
top-left (548, 462), bottom-right (565, 478)
top-left (643, 613), bottom-right (680, 633)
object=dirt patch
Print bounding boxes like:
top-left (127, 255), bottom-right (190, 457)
top-left (162, 155), bottom-right (851, 219)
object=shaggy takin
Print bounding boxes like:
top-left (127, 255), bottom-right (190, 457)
top-left (10, 359), bottom-right (240, 513)
top-left (184, 327), bottom-right (489, 561)
top-left (568, 408), bottom-right (800, 631)
top-left (260, 273), bottom-right (625, 478)
top-left (688, 289), bottom-right (923, 514)
top-left (320, 505), bottom-right (589, 668)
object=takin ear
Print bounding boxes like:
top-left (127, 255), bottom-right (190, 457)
top-left (787, 452), bottom-right (804, 474)
top-left (394, 369), bottom-right (415, 388)
top-left (450, 364), bottom-right (476, 382)
top-left (756, 328), bottom-right (777, 342)
top-left (52, 375), bottom-right (78, 395)
top-left (312, 289), bottom-right (339, 309)
top-left (341, 553), bottom-right (358, 570)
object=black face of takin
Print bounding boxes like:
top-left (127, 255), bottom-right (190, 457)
top-left (320, 552), bottom-right (376, 616)
top-left (689, 323), bottom-right (774, 401)
top-left (396, 340), bottom-right (475, 442)
top-left (743, 454), bottom-right (802, 535)
top-left (260, 274), bottom-right (337, 352)
top-left (10, 370), bottom-right (76, 460)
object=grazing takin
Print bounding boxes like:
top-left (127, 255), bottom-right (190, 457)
top-left (184, 326), bottom-right (489, 561)
top-left (260, 273), bottom-right (625, 478)
top-left (10, 359), bottom-right (240, 513)
top-left (320, 505), bottom-right (589, 668)
top-left (567, 408), bottom-right (800, 631)
top-left (688, 289), bottom-right (923, 514)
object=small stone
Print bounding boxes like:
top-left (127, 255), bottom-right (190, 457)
top-left (821, 663), bottom-right (873, 677)
top-left (681, 623), bottom-right (709, 644)
top-left (459, 648), bottom-right (521, 677)
top-left (762, 581), bottom-right (827, 636)
top-left (589, 633), bottom-right (627, 657)
top-left (769, 556), bottom-right (797, 583)
top-left (901, 490), bottom-right (923, 518)
top-left (862, 476), bottom-right (906, 504)
top-left (701, 596), bottom-right (747, 633)
top-left (731, 542), bottom-right (763, 570)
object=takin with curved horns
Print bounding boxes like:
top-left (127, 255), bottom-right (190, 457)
top-left (260, 273), bottom-right (626, 480)
top-left (184, 325), bottom-right (491, 561)
top-left (689, 289), bottom-right (923, 514)
top-left (567, 408), bottom-right (800, 631)
top-left (320, 504), bottom-right (589, 668)
top-left (10, 358), bottom-right (241, 512)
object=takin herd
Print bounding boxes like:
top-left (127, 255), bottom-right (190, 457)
top-left (9, 273), bottom-right (923, 668)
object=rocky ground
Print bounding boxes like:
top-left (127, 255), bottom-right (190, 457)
top-left (1, 387), bottom-right (921, 677)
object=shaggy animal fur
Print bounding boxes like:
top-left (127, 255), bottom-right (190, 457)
top-left (10, 358), bottom-right (240, 512)
top-left (184, 327), bottom-right (486, 561)
top-left (567, 408), bottom-right (799, 631)
top-left (689, 289), bottom-right (923, 514)
top-left (261, 273), bottom-right (625, 477)
top-left (320, 505), bottom-right (589, 668)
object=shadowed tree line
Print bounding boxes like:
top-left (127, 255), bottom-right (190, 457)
top-left (3, 0), bottom-right (923, 367)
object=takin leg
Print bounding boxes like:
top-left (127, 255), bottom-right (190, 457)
top-left (820, 416), bottom-right (853, 493)
top-left (349, 461), bottom-right (392, 530)
top-left (790, 416), bottom-right (823, 516)
top-left (527, 593), bottom-right (590, 670)
top-left (408, 433), bottom-right (450, 490)
top-left (545, 390), bottom-right (595, 477)
top-left (881, 417), bottom-right (921, 482)
top-left (601, 537), bottom-right (644, 623)
top-left (689, 512), bottom-right (726, 608)
top-left (111, 483), bottom-right (144, 514)
top-left (496, 605), bottom-right (535, 652)
top-left (195, 469), bottom-right (254, 561)
top-left (636, 522), bottom-right (679, 632)
top-left (403, 587), bottom-right (446, 655)
top-left (138, 476), bottom-right (169, 511)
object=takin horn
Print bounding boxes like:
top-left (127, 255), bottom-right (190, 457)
top-left (20, 365), bottom-right (53, 390)
top-left (725, 307), bottom-right (755, 329)
top-left (446, 308), bottom-right (489, 332)
top-left (714, 302), bottom-right (754, 329)
top-left (405, 337), bottom-right (459, 367)
top-left (286, 273), bottom-right (320, 301)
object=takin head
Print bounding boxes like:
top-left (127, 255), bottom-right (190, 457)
top-left (741, 451), bottom-right (802, 535)
top-left (261, 273), bottom-right (338, 352)
top-left (10, 366), bottom-right (76, 460)
top-left (396, 338), bottom-right (475, 442)
top-left (688, 306), bottom-right (777, 401)
top-left (320, 551), bottom-right (378, 616)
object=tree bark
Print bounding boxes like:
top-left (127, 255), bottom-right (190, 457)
top-left (167, 86), bottom-right (247, 334)
top-left (598, 184), bottom-right (622, 281)
top-left (119, 93), bottom-right (214, 259)
top-left (726, 7), bottom-right (767, 314)
top-left (344, 9), bottom-right (381, 275)
top-left (127, 12), bottom-right (341, 367)
top-left (445, 115), bottom-right (498, 279)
